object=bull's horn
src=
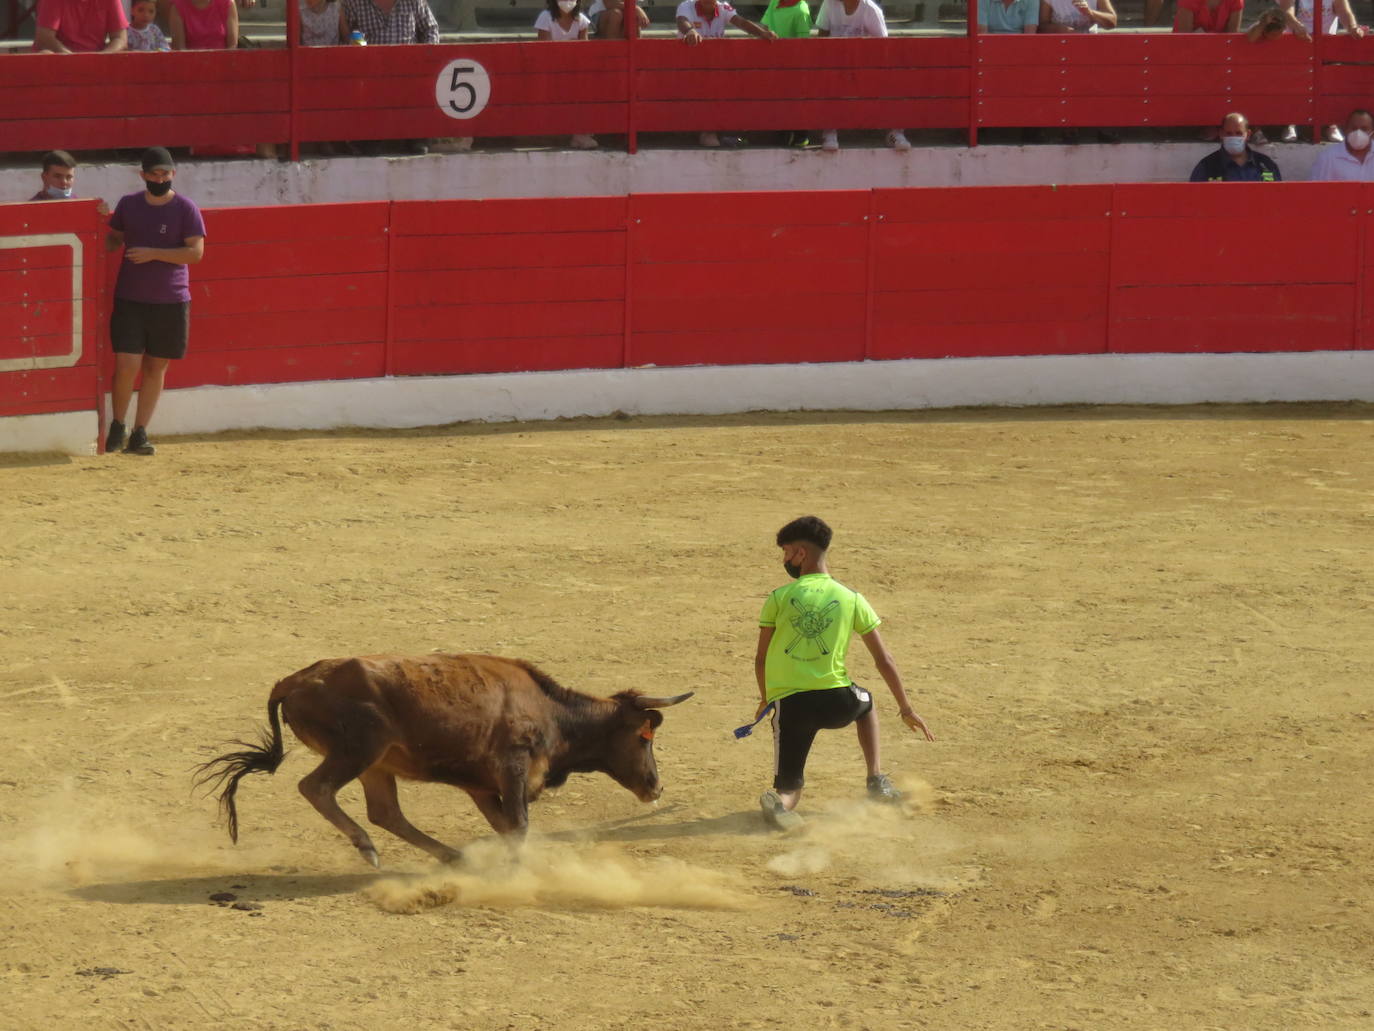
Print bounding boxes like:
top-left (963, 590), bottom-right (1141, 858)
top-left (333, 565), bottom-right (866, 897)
top-left (633, 692), bottom-right (694, 709)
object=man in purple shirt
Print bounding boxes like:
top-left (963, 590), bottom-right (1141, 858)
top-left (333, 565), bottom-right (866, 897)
top-left (106, 147), bottom-right (207, 456)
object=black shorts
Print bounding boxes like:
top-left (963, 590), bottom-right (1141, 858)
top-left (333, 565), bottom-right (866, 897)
top-left (110, 298), bottom-right (190, 360)
top-left (771, 684), bottom-right (873, 793)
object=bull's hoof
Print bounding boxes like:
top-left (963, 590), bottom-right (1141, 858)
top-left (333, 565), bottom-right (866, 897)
top-left (359, 845), bottom-right (380, 868)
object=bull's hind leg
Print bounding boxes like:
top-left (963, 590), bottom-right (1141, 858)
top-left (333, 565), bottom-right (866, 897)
top-left (358, 768), bottom-right (462, 864)
top-left (298, 753), bottom-right (386, 868)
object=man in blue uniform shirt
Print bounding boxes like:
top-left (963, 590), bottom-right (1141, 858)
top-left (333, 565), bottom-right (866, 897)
top-left (1190, 112), bottom-right (1282, 182)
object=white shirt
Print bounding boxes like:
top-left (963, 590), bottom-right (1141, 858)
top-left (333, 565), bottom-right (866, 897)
top-left (815, 0), bottom-right (887, 36)
top-left (1310, 140), bottom-right (1374, 181)
top-left (1292, 0), bottom-right (1340, 34)
top-left (1045, 0), bottom-right (1100, 32)
top-left (676, 0), bottom-right (735, 36)
top-left (535, 9), bottom-right (591, 38)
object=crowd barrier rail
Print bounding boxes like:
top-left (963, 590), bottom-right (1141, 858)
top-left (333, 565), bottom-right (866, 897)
top-left (2, 12), bottom-right (1372, 156)
top-left (2, 182), bottom-right (1371, 452)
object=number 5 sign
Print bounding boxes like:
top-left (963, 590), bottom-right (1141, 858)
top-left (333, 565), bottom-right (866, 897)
top-left (435, 59), bottom-right (491, 120)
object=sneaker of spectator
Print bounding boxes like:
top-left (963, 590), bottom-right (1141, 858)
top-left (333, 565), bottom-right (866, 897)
top-left (821, 129), bottom-right (839, 152)
top-left (699, 131), bottom-right (722, 147)
top-left (887, 129), bottom-right (912, 151)
top-left (677, 0), bottom-right (773, 148)
top-left (536, 0), bottom-right (599, 150)
top-left (570, 134), bottom-right (599, 149)
top-left (35, 0), bottom-right (128, 51)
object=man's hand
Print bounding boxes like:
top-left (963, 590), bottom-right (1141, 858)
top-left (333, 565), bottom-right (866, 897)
top-left (900, 709), bottom-right (935, 741)
top-left (683, 27), bottom-right (703, 43)
top-left (96, 200), bottom-right (111, 219)
top-left (754, 698), bottom-right (772, 722)
top-left (125, 247), bottom-right (160, 264)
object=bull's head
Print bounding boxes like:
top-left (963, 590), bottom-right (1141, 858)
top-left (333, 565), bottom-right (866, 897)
top-left (606, 691), bottom-right (693, 803)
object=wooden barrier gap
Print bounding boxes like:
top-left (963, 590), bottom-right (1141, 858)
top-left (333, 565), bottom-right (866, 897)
top-left (1, 33), bottom-right (1371, 154)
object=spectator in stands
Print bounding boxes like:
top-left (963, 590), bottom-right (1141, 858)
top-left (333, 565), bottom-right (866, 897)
top-left (535, 0), bottom-right (599, 150)
top-left (677, 0), bottom-right (777, 148)
top-left (106, 147), bottom-right (207, 457)
top-left (589, 0), bottom-right (647, 36)
top-left (1311, 108), bottom-right (1374, 180)
top-left (1173, 0), bottom-right (1241, 33)
top-left (341, 0), bottom-right (441, 154)
top-left (34, 0), bottom-right (128, 51)
top-left (1040, 0), bottom-right (1115, 33)
top-left (1271, 0), bottom-right (1363, 141)
top-left (761, 0), bottom-right (813, 38)
top-left (814, 0), bottom-right (910, 152)
top-left (169, 0), bottom-right (237, 50)
top-left (1189, 112), bottom-right (1282, 181)
top-left (128, 0), bottom-right (172, 47)
top-left (979, 0), bottom-right (1039, 31)
top-left (299, 0), bottom-right (342, 44)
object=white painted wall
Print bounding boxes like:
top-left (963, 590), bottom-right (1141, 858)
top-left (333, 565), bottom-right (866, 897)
top-left (1, 143), bottom-right (1330, 210)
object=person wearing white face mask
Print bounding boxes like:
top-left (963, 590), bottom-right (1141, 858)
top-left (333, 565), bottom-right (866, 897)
top-left (1310, 109), bottom-right (1374, 181)
top-left (29, 150), bottom-right (113, 216)
top-left (534, 0), bottom-right (599, 150)
top-left (1189, 112), bottom-right (1283, 182)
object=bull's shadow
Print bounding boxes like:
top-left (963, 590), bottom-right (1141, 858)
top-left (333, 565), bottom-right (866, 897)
top-left (69, 871), bottom-right (377, 906)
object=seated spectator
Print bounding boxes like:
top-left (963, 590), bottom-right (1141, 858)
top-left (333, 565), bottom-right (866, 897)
top-left (1040, 0), bottom-right (1116, 33)
top-left (979, 0), bottom-right (1039, 32)
top-left (127, 0), bottom-right (172, 48)
top-left (815, 0), bottom-right (910, 152)
top-left (169, 0), bottom-right (237, 50)
top-left (676, 0), bottom-right (777, 148)
top-left (535, 0), bottom-right (598, 150)
top-left (1189, 111), bottom-right (1282, 181)
top-left (1173, 0), bottom-right (1241, 33)
top-left (761, 0), bottom-right (813, 38)
top-left (588, 0), bottom-right (647, 37)
top-left (1310, 109), bottom-right (1374, 180)
top-left (299, 0), bottom-right (342, 44)
top-left (34, 0), bottom-right (128, 51)
top-left (340, 0), bottom-right (441, 154)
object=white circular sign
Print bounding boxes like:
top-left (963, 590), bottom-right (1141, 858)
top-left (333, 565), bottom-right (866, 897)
top-left (435, 59), bottom-right (491, 121)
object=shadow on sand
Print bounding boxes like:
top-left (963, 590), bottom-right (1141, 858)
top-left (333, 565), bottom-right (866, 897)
top-left (69, 871), bottom-right (379, 906)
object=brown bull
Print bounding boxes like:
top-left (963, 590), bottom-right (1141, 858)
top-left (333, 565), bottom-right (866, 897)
top-left (194, 654), bottom-right (692, 867)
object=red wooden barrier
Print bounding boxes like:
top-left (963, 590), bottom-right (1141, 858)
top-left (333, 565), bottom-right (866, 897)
top-left (0, 199), bottom-right (104, 420)
top-left (2, 34), bottom-right (1370, 153)
top-left (4, 184), bottom-right (1373, 452)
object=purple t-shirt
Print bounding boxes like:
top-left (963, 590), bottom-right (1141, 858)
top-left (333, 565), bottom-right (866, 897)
top-left (110, 191), bottom-right (207, 304)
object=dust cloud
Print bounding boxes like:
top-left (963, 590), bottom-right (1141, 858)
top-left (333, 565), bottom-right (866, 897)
top-left (367, 837), bottom-right (753, 914)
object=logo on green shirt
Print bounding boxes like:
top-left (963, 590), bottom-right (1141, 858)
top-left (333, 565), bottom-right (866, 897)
top-left (784, 597), bottom-right (840, 659)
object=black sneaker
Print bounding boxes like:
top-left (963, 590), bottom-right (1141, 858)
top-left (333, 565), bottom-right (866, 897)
top-left (866, 773), bottom-right (902, 804)
top-left (104, 419), bottom-right (126, 453)
top-left (124, 426), bottom-right (156, 456)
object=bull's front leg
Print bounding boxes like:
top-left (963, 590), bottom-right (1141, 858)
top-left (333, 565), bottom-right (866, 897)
top-left (495, 759), bottom-right (531, 844)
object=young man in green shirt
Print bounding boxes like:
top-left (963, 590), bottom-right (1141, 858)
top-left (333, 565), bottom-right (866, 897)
top-left (754, 515), bottom-right (934, 830)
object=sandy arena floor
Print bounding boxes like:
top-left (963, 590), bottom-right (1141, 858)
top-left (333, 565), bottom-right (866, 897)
top-left (2, 404), bottom-right (1372, 1031)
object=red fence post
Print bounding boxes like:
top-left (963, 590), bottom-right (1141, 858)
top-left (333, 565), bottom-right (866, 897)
top-left (384, 201), bottom-right (395, 377)
top-left (623, 198), bottom-right (636, 368)
top-left (626, 9), bottom-right (638, 155)
top-left (967, 0), bottom-right (978, 148)
top-left (93, 212), bottom-right (109, 454)
top-left (287, 0), bottom-right (301, 161)
top-left (863, 190), bottom-right (878, 360)
top-left (1312, 0), bottom-right (1323, 143)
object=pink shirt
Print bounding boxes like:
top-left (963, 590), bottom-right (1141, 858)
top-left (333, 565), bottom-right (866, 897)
top-left (173, 0), bottom-right (232, 48)
top-left (1174, 0), bottom-right (1242, 32)
top-left (37, 0), bottom-right (128, 51)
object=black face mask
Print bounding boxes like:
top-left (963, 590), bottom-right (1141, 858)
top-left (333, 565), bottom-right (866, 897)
top-left (145, 179), bottom-right (172, 197)
top-left (783, 561), bottom-right (802, 579)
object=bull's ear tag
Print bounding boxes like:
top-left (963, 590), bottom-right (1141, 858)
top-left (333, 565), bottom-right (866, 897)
top-left (639, 721), bottom-right (655, 741)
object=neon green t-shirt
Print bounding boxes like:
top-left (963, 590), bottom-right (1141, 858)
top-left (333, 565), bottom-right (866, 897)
top-left (759, 573), bottom-right (880, 702)
top-left (760, 0), bottom-right (813, 37)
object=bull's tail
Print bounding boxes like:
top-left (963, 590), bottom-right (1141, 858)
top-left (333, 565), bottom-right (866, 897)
top-left (193, 698), bottom-right (288, 843)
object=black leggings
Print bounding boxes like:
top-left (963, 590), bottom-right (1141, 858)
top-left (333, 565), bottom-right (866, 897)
top-left (772, 685), bottom-right (873, 792)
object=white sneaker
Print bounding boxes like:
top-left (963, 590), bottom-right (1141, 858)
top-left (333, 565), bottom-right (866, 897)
top-left (1281, 124), bottom-right (1299, 143)
top-left (699, 131), bottom-right (721, 148)
top-left (570, 133), bottom-right (599, 150)
top-left (887, 129), bottom-right (912, 151)
top-left (1250, 129), bottom-right (1270, 146)
top-left (1324, 124), bottom-right (1345, 143)
top-left (821, 130), bottom-right (839, 152)
top-left (453, 137), bottom-right (474, 152)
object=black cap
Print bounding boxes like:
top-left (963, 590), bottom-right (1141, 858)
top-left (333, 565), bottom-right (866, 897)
top-left (140, 147), bottom-right (175, 173)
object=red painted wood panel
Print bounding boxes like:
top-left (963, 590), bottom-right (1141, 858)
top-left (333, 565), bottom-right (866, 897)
top-left (631, 328), bottom-right (864, 367)
top-left (207, 203), bottom-right (391, 243)
top-left (391, 232), bottom-right (626, 273)
top-left (632, 37), bottom-right (969, 70)
top-left (870, 319), bottom-right (1105, 360)
top-left (198, 238), bottom-right (390, 281)
top-left (0, 366), bottom-right (95, 417)
top-left (635, 68), bottom-right (970, 101)
top-left (1110, 289), bottom-right (1354, 353)
top-left (175, 342), bottom-right (388, 388)
top-left (193, 306), bottom-right (389, 353)
top-left (393, 266), bottom-right (624, 307)
top-left (390, 336), bottom-right (624, 375)
top-left (1114, 219), bottom-right (1357, 286)
top-left (391, 197), bottom-right (626, 237)
top-left (637, 99), bottom-right (968, 132)
top-left (392, 300), bottom-right (623, 341)
top-left (876, 185), bottom-right (1113, 223)
top-left (189, 272), bottom-right (386, 316)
